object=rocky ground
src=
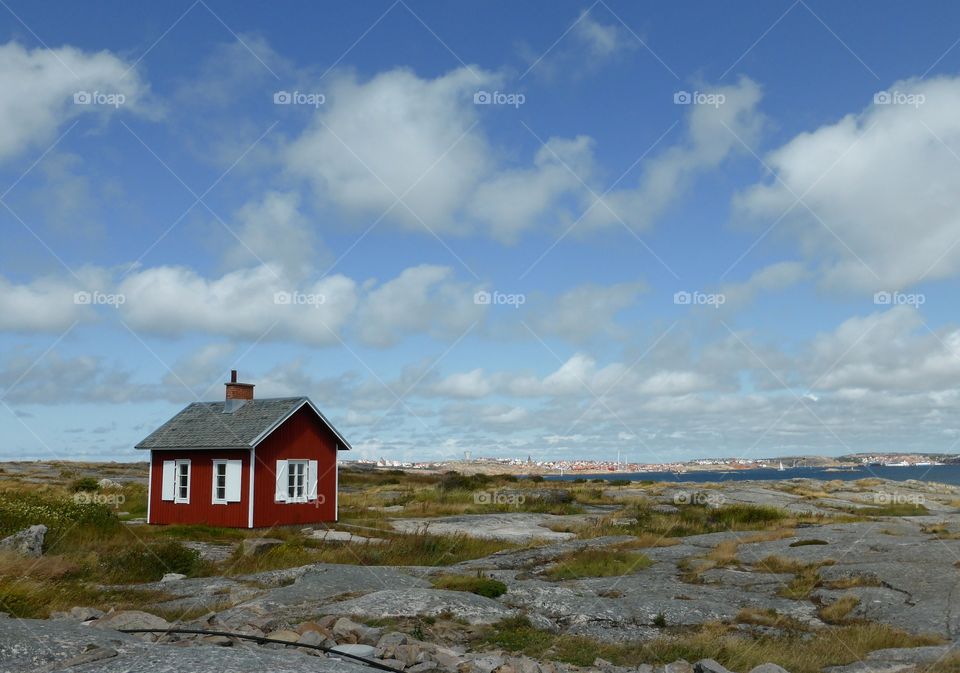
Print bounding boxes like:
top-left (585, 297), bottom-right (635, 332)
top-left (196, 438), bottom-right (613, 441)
top-left (3, 476), bottom-right (960, 673)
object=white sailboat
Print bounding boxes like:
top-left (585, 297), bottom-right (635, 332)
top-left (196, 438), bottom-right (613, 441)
top-left (778, 460), bottom-right (785, 472)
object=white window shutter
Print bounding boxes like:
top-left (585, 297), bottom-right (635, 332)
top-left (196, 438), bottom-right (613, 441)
top-left (274, 460), bottom-right (288, 502)
top-left (226, 460), bottom-right (242, 502)
top-left (161, 461), bottom-right (176, 501)
top-left (308, 460), bottom-right (319, 500)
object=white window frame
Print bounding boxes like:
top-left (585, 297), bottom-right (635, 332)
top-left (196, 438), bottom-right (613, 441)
top-left (174, 459), bottom-right (191, 504)
top-left (212, 460), bottom-right (228, 504)
top-left (287, 460), bottom-right (308, 503)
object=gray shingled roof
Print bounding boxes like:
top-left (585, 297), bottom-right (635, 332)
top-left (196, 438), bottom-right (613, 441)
top-left (135, 397), bottom-right (350, 450)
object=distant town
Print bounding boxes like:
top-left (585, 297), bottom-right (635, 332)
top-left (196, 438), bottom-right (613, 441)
top-left (348, 452), bottom-right (955, 475)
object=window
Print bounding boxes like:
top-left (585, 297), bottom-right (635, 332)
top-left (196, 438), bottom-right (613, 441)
top-left (275, 459), bottom-right (318, 503)
top-left (211, 459), bottom-right (242, 504)
top-left (174, 460), bottom-right (190, 504)
top-left (213, 461), bottom-right (227, 503)
top-left (288, 460), bottom-right (307, 502)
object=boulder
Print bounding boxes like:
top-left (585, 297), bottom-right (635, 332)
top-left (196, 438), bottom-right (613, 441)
top-left (393, 643), bottom-right (424, 666)
top-left (160, 573), bottom-right (187, 583)
top-left (748, 665), bottom-right (790, 673)
top-left (695, 660), bottom-right (736, 673)
top-left (331, 643), bottom-right (377, 658)
top-left (333, 617), bottom-right (382, 645)
top-left (407, 662), bottom-right (439, 673)
top-left (377, 631), bottom-right (409, 649)
top-left (297, 630), bottom-right (326, 647)
top-left (467, 654), bottom-right (505, 673)
top-left (0, 524), bottom-right (46, 557)
top-left (241, 538), bottom-right (283, 555)
top-left (69, 606), bottom-right (105, 621)
top-left (91, 610), bottom-right (170, 633)
top-left (266, 629), bottom-right (301, 643)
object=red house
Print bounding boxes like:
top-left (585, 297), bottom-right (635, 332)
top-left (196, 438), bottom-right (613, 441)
top-left (136, 371), bottom-right (350, 528)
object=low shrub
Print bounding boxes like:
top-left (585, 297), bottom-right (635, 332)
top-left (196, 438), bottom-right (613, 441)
top-left (70, 477), bottom-right (100, 493)
top-left (432, 572), bottom-right (507, 598)
top-left (0, 490), bottom-right (119, 539)
top-left (100, 540), bottom-right (202, 583)
top-left (545, 547), bottom-right (653, 580)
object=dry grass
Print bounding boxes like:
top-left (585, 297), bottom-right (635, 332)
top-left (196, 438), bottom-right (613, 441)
top-left (543, 546), bottom-right (654, 581)
top-left (824, 575), bottom-right (882, 590)
top-left (475, 619), bottom-right (942, 673)
top-left (819, 594), bottom-right (861, 624)
top-left (919, 653), bottom-right (960, 673)
top-left (753, 555), bottom-right (834, 599)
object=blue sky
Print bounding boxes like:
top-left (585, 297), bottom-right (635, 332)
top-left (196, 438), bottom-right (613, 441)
top-left (2, 0), bottom-right (960, 463)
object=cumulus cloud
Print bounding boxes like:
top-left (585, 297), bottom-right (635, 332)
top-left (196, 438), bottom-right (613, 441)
top-left (584, 77), bottom-right (765, 231)
top-left (468, 136), bottom-right (594, 242)
top-left (572, 10), bottom-right (634, 60)
top-left (223, 191), bottom-right (319, 278)
top-left (0, 265), bottom-right (118, 332)
top-left (0, 41), bottom-right (151, 163)
top-left (162, 343), bottom-right (236, 391)
top-left (286, 67), bottom-right (495, 231)
top-left (808, 306), bottom-right (960, 393)
top-left (117, 264), bottom-right (358, 344)
top-left (524, 280), bottom-right (644, 343)
top-left (735, 75), bottom-right (960, 291)
top-left (355, 264), bottom-right (482, 347)
top-left (0, 351), bottom-right (148, 404)
top-left (718, 261), bottom-right (808, 310)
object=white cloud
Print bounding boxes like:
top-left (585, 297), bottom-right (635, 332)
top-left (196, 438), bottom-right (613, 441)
top-left (468, 136), bottom-right (593, 242)
top-left (525, 280), bottom-right (644, 342)
top-left (0, 41), bottom-right (150, 163)
top-left (355, 264), bottom-right (482, 347)
top-left (0, 268), bottom-right (111, 331)
top-left (584, 77), bottom-right (765, 231)
top-left (286, 67), bottom-right (495, 231)
top-left (572, 10), bottom-right (634, 59)
top-left (223, 191), bottom-right (319, 278)
top-left (162, 343), bottom-right (236, 391)
top-left (718, 261), bottom-right (808, 310)
top-left (809, 306), bottom-right (960, 393)
top-left (735, 75), bottom-right (960, 291)
top-left (433, 368), bottom-right (493, 398)
top-left (117, 264), bottom-right (358, 344)
top-left (0, 351), bottom-right (147, 404)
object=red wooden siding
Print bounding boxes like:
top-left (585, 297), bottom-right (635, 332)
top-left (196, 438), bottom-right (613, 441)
top-left (148, 449), bottom-right (249, 527)
top-left (252, 405), bottom-right (338, 527)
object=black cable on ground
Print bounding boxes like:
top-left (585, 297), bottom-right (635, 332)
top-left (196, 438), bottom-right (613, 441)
top-left (117, 627), bottom-right (404, 673)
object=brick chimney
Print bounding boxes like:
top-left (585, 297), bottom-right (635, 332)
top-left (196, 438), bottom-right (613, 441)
top-left (223, 370), bottom-right (254, 413)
